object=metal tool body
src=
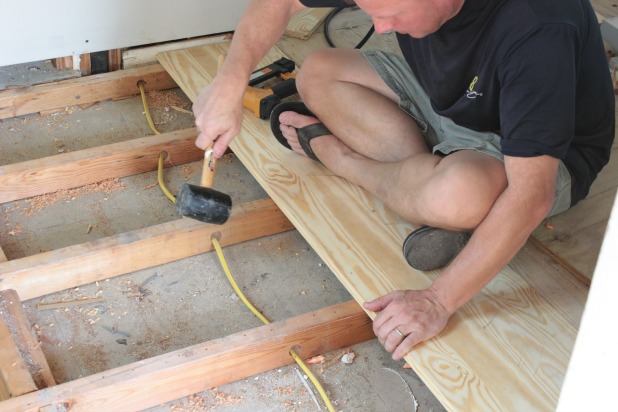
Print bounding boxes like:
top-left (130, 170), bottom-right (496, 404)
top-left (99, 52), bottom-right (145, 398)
top-left (243, 57), bottom-right (299, 119)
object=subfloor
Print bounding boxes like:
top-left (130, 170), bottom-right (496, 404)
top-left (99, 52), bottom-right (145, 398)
top-left (0, 12), bottom-right (445, 412)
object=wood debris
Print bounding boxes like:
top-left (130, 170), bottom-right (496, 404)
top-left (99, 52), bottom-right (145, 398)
top-left (181, 164), bottom-right (195, 180)
top-left (146, 90), bottom-right (190, 110)
top-left (24, 178), bottom-right (125, 214)
top-left (307, 355), bottom-right (325, 364)
top-left (36, 296), bottom-right (104, 311)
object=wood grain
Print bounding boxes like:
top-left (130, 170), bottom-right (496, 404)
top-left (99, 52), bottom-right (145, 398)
top-left (0, 128), bottom-right (202, 203)
top-left (157, 43), bottom-right (587, 411)
top-left (0, 315), bottom-right (37, 400)
top-left (0, 63), bottom-right (177, 120)
top-left (0, 199), bottom-right (294, 301)
top-left (285, 8), bottom-right (333, 40)
top-left (1, 300), bottom-right (374, 412)
top-left (0, 290), bottom-right (55, 390)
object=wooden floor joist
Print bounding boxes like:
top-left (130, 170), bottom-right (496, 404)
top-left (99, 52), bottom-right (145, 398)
top-left (0, 128), bottom-right (202, 203)
top-left (0, 315), bottom-right (37, 400)
top-left (0, 290), bottom-right (55, 392)
top-left (1, 300), bottom-right (374, 412)
top-left (0, 63), bottom-right (177, 120)
top-left (0, 198), bottom-right (294, 301)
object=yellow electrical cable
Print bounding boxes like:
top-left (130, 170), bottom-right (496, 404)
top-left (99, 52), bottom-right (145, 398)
top-left (138, 80), bottom-right (161, 136)
top-left (139, 79), bottom-right (335, 411)
top-left (157, 152), bottom-right (176, 203)
top-left (211, 237), bottom-right (336, 412)
top-left (138, 80), bottom-right (176, 203)
top-left (212, 236), bottom-right (270, 325)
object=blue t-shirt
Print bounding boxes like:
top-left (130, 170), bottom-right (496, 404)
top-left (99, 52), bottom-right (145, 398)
top-left (300, 0), bottom-right (615, 205)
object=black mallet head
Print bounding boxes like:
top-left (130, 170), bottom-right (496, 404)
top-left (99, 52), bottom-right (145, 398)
top-left (175, 183), bottom-right (232, 225)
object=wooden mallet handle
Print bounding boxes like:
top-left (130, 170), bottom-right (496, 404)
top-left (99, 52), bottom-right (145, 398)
top-left (199, 52), bottom-right (228, 188)
top-left (200, 146), bottom-right (216, 188)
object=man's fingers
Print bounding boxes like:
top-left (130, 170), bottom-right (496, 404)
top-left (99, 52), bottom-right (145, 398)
top-left (363, 291), bottom-right (397, 312)
top-left (392, 332), bottom-right (423, 360)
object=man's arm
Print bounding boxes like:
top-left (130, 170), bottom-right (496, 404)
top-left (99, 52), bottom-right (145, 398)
top-left (193, 0), bottom-right (306, 157)
top-left (365, 154), bottom-right (560, 360)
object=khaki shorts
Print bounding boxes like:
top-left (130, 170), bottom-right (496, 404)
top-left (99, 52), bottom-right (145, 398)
top-left (362, 50), bottom-right (571, 217)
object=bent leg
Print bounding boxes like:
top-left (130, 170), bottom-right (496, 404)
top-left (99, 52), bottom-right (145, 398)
top-left (278, 48), bottom-right (507, 230)
top-left (313, 144), bottom-right (508, 230)
top-left (294, 48), bottom-right (430, 162)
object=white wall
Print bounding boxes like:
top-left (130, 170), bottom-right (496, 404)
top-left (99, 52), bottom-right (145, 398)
top-left (0, 0), bottom-right (250, 66)
top-left (557, 192), bottom-right (618, 411)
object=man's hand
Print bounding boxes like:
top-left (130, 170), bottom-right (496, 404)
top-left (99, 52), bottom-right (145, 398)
top-left (192, 78), bottom-right (244, 158)
top-left (363, 289), bottom-right (452, 360)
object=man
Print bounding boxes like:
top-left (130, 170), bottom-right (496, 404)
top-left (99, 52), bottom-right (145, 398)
top-left (192, 0), bottom-right (615, 360)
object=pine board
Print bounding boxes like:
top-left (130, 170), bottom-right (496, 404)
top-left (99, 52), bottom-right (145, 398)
top-left (158, 42), bottom-right (587, 411)
top-left (0, 128), bottom-right (202, 203)
top-left (0, 316), bottom-right (37, 399)
top-left (590, 0), bottom-right (618, 20)
top-left (285, 8), bottom-right (333, 40)
top-left (0, 199), bottom-right (293, 301)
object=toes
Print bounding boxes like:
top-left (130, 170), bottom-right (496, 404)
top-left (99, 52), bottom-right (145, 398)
top-left (279, 111), bottom-right (319, 130)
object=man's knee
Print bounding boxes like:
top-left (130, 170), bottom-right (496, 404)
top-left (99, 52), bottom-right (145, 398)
top-left (296, 49), bottom-right (339, 98)
top-left (417, 155), bottom-right (507, 229)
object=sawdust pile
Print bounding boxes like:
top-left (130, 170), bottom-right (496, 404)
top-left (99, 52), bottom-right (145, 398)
top-left (24, 178), bottom-right (125, 215)
top-left (147, 90), bottom-right (190, 110)
top-left (169, 389), bottom-right (243, 411)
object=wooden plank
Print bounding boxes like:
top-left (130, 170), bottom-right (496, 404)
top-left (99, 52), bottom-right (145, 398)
top-left (590, 0), bottom-right (617, 20)
top-left (124, 34), bottom-right (230, 69)
top-left (158, 43), bottom-right (587, 411)
top-left (285, 8), bottom-right (333, 40)
top-left (0, 63), bottom-right (177, 120)
top-left (0, 128), bottom-right (202, 203)
top-left (0, 315), bottom-right (37, 400)
top-left (52, 56), bottom-right (74, 71)
top-left (107, 49), bottom-right (122, 72)
top-left (79, 53), bottom-right (92, 76)
top-left (0, 290), bottom-right (55, 390)
top-left (0, 198), bottom-right (294, 301)
top-left (0, 300), bottom-right (374, 411)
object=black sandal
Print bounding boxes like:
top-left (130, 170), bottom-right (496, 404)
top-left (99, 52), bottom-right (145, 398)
top-left (402, 226), bottom-right (472, 271)
top-left (269, 102), bottom-right (331, 162)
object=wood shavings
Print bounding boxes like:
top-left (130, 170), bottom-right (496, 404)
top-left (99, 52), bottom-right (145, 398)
top-left (7, 226), bottom-right (22, 236)
top-left (181, 164), bottom-right (195, 180)
top-left (212, 388), bottom-right (243, 406)
top-left (24, 178), bottom-right (125, 215)
top-left (307, 355), bottom-right (325, 364)
top-left (36, 297), bottom-right (104, 311)
top-left (171, 105), bottom-right (193, 115)
top-left (142, 182), bottom-right (158, 190)
top-left (146, 90), bottom-right (190, 110)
